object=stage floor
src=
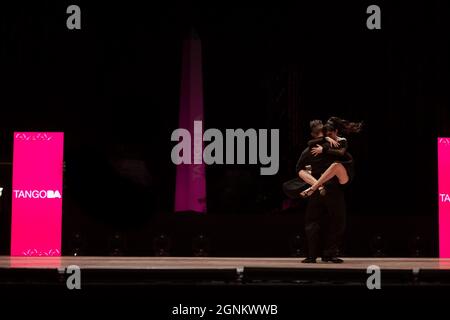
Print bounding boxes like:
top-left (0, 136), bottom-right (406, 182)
top-left (1, 256), bottom-right (450, 270)
top-left (2, 257), bottom-right (450, 287)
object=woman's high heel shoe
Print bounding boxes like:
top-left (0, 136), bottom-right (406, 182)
top-left (300, 187), bottom-right (315, 198)
top-left (319, 186), bottom-right (327, 196)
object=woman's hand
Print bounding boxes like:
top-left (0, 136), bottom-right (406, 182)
top-left (311, 144), bottom-right (323, 156)
top-left (325, 136), bottom-right (340, 148)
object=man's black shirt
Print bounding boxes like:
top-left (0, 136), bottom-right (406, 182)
top-left (295, 146), bottom-right (335, 179)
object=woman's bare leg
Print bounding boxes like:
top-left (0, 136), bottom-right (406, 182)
top-left (311, 162), bottom-right (349, 191)
top-left (299, 170), bottom-right (326, 197)
top-left (298, 170), bottom-right (318, 186)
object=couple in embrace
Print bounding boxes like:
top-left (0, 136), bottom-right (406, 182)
top-left (284, 116), bottom-right (362, 263)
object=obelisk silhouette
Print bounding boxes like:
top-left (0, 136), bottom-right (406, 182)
top-left (174, 29), bottom-right (207, 213)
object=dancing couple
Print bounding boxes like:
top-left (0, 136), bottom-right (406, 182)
top-left (283, 116), bottom-right (362, 263)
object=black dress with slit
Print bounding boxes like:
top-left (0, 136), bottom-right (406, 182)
top-left (282, 137), bottom-right (354, 199)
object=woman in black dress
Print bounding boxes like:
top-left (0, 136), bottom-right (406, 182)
top-left (300, 117), bottom-right (362, 197)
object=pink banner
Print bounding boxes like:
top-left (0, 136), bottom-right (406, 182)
top-left (11, 132), bottom-right (64, 256)
top-left (438, 137), bottom-right (450, 258)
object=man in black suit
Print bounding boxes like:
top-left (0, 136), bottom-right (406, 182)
top-left (295, 120), bottom-right (346, 263)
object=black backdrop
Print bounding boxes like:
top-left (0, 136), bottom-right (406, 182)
top-left (0, 1), bottom-right (449, 255)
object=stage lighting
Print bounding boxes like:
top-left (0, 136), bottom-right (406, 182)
top-left (289, 234), bottom-right (303, 257)
top-left (192, 234), bottom-right (210, 257)
top-left (408, 235), bottom-right (425, 257)
top-left (153, 234), bottom-right (171, 256)
top-left (370, 234), bottom-right (387, 257)
top-left (109, 232), bottom-right (125, 256)
top-left (71, 232), bottom-right (83, 256)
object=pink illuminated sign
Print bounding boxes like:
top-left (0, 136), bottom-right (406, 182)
top-left (11, 132), bottom-right (64, 256)
top-left (438, 137), bottom-right (450, 258)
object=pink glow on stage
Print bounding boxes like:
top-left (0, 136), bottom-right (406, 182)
top-left (438, 138), bottom-right (450, 258)
top-left (11, 132), bottom-right (64, 256)
top-left (174, 30), bottom-right (207, 213)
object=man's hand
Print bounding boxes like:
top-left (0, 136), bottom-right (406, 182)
top-left (311, 144), bottom-right (323, 156)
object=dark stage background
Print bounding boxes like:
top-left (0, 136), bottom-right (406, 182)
top-left (0, 1), bottom-right (449, 256)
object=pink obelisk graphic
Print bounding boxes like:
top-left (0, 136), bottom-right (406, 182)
top-left (174, 29), bottom-right (207, 213)
top-left (438, 137), bottom-right (450, 257)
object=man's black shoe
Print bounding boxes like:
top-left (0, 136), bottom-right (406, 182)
top-left (301, 257), bottom-right (317, 263)
top-left (322, 257), bottom-right (344, 263)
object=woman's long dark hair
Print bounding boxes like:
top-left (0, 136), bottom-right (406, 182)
top-left (325, 117), bottom-right (363, 135)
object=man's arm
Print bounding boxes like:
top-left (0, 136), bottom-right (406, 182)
top-left (307, 137), bottom-right (326, 147)
top-left (322, 139), bottom-right (348, 156)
